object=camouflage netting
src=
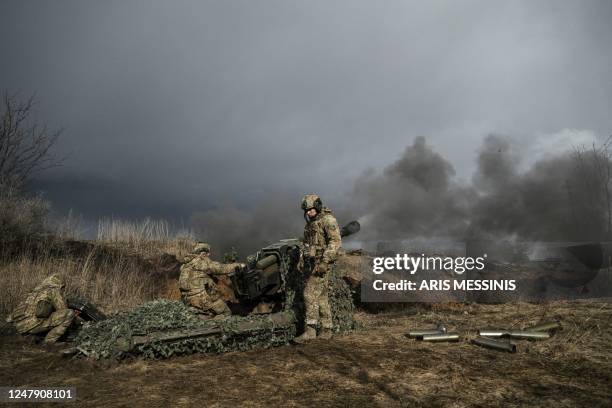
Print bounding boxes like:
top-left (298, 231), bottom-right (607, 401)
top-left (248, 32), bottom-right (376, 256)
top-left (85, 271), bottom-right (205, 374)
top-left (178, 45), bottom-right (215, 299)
top-left (75, 300), bottom-right (296, 359)
top-left (279, 255), bottom-right (355, 335)
top-left (328, 266), bottom-right (356, 333)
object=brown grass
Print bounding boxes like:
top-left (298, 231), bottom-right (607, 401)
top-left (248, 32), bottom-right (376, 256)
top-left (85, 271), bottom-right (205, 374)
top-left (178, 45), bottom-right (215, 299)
top-left (1, 300), bottom-right (609, 407)
top-left (0, 223), bottom-right (194, 319)
top-left (0, 242), bottom-right (160, 318)
top-left (96, 217), bottom-right (195, 258)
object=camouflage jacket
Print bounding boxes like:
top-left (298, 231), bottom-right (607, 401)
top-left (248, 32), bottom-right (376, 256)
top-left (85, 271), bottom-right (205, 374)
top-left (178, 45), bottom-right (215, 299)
top-left (178, 256), bottom-right (243, 298)
top-left (7, 275), bottom-right (68, 333)
top-left (303, 207), bottom-right (342, 264)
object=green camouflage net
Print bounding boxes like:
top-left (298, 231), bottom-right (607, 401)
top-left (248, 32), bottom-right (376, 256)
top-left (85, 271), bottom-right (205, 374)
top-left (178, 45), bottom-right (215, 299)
top-left (328, 266), bottom-right (356, 333)
top-left (75, 300), bottom-right (296, 359)
top-left (278, 254), bottom-right (355, 335)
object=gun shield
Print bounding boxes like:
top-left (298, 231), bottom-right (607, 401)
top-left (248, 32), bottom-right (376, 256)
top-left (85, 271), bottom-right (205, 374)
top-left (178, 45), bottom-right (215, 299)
top-left (421, 332), bottom-right (460, 342)
top-left (472, 337), bottom-right (517, 353)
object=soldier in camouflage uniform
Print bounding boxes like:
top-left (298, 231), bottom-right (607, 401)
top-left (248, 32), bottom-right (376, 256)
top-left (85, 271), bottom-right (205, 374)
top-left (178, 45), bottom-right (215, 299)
top-left (6, 274), bottom-right (75, 343)
top-left (294, 194), bottom-right (341, 343)
top-left (179, 242), bottom-right (243, 318)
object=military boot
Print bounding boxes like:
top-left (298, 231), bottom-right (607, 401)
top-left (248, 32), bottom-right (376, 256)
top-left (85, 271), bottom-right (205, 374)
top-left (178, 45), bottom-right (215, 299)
top-left (293, 325), bottom-right (317, 344)
top-left (319, 327), bottom-right (333, 340)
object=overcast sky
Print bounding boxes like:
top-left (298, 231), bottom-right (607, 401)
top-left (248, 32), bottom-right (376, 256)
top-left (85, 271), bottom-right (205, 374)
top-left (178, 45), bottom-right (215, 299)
top-left (1, 0), bottom-right (611, 222)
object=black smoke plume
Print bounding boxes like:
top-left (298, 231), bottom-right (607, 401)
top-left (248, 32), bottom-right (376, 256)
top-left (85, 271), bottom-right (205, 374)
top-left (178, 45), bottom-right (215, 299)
top-left (191, 134), bottom-right (611, 256)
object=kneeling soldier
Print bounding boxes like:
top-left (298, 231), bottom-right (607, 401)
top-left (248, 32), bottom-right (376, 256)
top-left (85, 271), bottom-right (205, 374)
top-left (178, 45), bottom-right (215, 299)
top-left (6, 274), bottom-right (75, 344)
top-left (179, 242), bottom-right (243, 318)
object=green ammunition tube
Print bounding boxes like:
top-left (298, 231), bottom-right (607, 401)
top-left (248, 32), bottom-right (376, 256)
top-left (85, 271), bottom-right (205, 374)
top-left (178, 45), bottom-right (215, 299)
top-left (256, 254), bottom-right (278, 270)
top-left (472, 337), bottom-right (516, 353)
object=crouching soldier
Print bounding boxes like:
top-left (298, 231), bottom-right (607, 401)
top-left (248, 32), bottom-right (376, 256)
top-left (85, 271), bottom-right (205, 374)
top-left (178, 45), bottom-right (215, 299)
top-left (179, 242), bottom-right (244, 318)
top-left (6, 274), bottom-right (75, 344)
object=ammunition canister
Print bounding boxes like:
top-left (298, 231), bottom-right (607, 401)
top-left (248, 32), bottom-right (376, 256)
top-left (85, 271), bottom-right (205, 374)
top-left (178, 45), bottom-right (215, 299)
top-left (256, 254), bottom-right (278, 270)
top-left (421, 332), bottom-right (460, 342)
top-left (472, 337), bottom-right (516, 353)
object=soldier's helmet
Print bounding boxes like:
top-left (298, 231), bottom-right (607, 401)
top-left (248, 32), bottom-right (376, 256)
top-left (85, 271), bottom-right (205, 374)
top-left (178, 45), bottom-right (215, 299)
top-left (301, 194), bottom-right (323, 213)
top-left (193, 242), bottom-right (211, 255)
top-left (36, 274), bottom-right (64, 290)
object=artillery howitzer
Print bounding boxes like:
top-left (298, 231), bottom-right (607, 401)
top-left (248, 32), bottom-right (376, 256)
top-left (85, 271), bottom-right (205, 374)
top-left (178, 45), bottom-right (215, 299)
top-left (74, 221), bottom-right (361, 359)
top-left (230, 220), bottom-right (360, 308)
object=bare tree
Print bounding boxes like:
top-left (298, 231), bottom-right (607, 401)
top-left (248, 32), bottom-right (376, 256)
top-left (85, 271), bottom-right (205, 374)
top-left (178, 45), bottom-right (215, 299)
top-left (0, 91), bottom-right (63, 188)
top-left (569, 135), bottom-right (612, 240)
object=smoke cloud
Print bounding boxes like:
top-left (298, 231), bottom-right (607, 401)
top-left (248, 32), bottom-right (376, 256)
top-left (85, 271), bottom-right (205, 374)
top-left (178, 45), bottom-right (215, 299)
top-left (351, 134), bottom-right (611, 243)
top-left (191, 194), bottom-right (304, 258)
top-left (192, 134), bottom-right (611, 255)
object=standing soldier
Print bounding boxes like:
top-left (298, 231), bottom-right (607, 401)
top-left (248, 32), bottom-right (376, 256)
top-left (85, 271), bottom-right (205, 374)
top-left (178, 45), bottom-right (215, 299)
top-left (6, 274), bottom-right (75, 344)
top-left (179, 242), bottom-right (243, 318)
top-left (294, 194), bottom-right (341, 343)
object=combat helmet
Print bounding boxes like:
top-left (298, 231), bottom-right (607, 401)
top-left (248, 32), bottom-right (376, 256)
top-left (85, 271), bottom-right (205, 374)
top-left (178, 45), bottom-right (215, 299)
top-left (36, 274), bottom-right (64, 290)
top-left (301, 194), bottom-right (323, 213)
top-left (192, 242), bottom-right (211, 255)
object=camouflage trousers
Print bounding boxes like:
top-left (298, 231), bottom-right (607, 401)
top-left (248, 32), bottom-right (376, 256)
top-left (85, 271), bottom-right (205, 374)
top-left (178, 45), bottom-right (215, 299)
top-left (182, 293), bottom-right (231, 317)
top-left (304, 272), bottom-right (333, 329)
top-left (16, 309), bottom-right (75, 343)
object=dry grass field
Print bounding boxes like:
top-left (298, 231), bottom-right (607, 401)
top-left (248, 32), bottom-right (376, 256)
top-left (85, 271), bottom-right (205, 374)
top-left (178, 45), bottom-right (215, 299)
top-left (0, 218), bottom-right (194, 319)
top-left (0, 300), bottom-right (610, 407)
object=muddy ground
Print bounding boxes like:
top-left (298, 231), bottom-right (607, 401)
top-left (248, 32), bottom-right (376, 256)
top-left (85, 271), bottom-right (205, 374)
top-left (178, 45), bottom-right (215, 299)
top-left (1, 300), bottom-right (610, 407)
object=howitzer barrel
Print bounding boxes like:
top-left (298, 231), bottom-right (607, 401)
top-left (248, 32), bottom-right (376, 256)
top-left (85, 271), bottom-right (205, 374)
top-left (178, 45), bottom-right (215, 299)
top-left (341, 221), bottom-right (360, 238)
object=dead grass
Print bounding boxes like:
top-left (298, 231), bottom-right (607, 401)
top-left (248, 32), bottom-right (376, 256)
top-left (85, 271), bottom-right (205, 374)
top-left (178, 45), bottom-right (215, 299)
top-left (0, 237), bottom-right (187, 319)
top-left (96, 217), bottom-right (195, 258)
top-left (0, 244), bottom-right (149, 318)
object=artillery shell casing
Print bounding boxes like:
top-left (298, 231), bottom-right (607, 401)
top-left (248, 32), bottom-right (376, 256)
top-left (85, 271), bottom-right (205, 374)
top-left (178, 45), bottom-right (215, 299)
top-left (421, 332), bottom-right (460, 342)
top-left (508, 331), bottom-right (550, 340)
top-left (436, 323), bottom-right (448, 334)
top-left (407, 329), bottom-right (445, 338)
top-left (526, 321), bottom-right (561, 332)
top-left (478, 329), bottom-right (508, 338)
top-left (472, 337), bottom-right (516, 353)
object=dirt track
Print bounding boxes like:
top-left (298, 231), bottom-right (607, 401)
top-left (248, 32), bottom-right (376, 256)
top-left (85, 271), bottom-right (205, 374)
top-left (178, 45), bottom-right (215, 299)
top-left (1, 300), bottom-right (611, 407)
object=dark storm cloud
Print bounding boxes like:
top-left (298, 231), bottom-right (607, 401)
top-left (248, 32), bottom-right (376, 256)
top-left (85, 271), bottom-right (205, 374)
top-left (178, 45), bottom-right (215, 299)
top-left (1, 0), bottom-right (611, 230)
top-left (349, 135), bottom-right (612, 244)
